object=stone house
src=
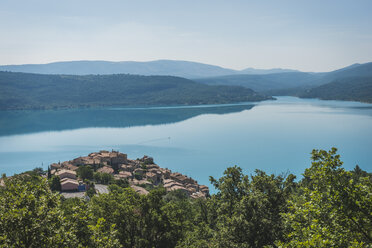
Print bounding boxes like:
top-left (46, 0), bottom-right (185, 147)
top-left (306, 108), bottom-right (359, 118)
top-left (55, 169), bottom-right (77, 180)
top-left (50, 163), bottom-right (61, 170)
top-left (64, 163), bottom-right (78, 171)
top-left (199, 185), bottom-right (210, 196)
top-left (116, 171), bottom-right (133, 180)
top-left (145, 172), bottom-right (161, 184)
top-left (61, 178), bottom-right (79, 191)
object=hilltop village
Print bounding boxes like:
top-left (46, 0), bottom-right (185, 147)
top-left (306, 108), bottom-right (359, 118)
top-left (49, 150), bottom-right (209, 198)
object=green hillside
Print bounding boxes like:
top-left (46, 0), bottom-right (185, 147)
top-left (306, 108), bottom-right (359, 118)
top-left (0, 71), bottom-right (270, 110)
top-left (0, 60), bottom-right (238, 79)
top-left (300, 77), bottom-right (372, 103)
top-left (0, 60), bottom-right (299, 78)
top-left (196, 62), bottom-right (372, 95)
top-left (195, 72), bottom-right (320, 92)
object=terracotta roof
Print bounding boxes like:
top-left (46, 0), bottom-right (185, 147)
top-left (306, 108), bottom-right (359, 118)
top-left (116, 171), bottom-right (132, 179)
top-left (199, 185), bottom-right (209, 190)
top-left (163, 179), bottom-right (174, 184)
top-left (131, 185), bottom-right (149, 195)
top-left (164, 181), bottom-right (183, 189)
top-left (146, 164), bottom-right (160, 170)
top-left (97, 166), bottom-right (114, 174)
top-left (61, 179), bottom-right (79, 185)
top-left (168, 185), bottom-right (187, 192)
top-left (65, 164), bottom-right (79, 171)
top-left (119, 171), bottom-right (132, 177)
top-left (135, 179), bottom-right (152, 186)
top-left (55, 169), bottom-right (77, 176)
top-left (50, 163), bottom-right (61, 169)
top-left (145, 172), bottom-right (157, 177)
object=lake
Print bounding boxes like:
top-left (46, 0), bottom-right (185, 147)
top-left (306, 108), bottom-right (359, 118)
top-left (0, 96), bottom-right (371, 190)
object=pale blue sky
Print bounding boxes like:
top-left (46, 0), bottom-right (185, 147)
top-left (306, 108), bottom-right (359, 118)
top-left (1, 0), bottom-right (371, 71)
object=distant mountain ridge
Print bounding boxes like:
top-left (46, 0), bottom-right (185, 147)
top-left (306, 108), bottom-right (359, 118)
top-left (196, 62), bottom-right (372, 94)
top-left (1, 60), bottom-right (371, 104)
top-left (0, 60), bottom-right (299, 78)
top-left (239, 67), bottom-right (299, 74)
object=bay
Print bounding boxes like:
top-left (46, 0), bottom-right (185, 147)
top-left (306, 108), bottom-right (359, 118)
top-left (0, 96), bottom-right (371, 190)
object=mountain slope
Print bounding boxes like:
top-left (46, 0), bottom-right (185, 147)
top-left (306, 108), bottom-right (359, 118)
top-left (0, 60), bottom-right (299, 78)
top-left (299, 77), bottom-right (372, 103)
top-left (0, 60), bottom-right (238, 79)
top-left (240, 68), bottom-right (299, 74)
top-left (195, 72), bottom-right (321, 93)
top-left (196, 62), bottom-right (372, 95)
top-left (0, 71), bottom-right (270, 110)
top-left (317, 62), bottom-right (372, 83)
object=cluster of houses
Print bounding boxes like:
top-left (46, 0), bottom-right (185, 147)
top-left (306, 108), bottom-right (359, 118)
top-left (50, 150), bottom-right (209, 198)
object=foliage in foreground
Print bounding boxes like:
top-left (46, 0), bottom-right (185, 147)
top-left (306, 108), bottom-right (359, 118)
top-left (0, 148), bottom-right (370, 247)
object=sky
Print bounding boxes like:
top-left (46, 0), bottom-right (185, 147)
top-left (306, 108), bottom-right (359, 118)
top-left (1, 0), bottom-right (371, 72)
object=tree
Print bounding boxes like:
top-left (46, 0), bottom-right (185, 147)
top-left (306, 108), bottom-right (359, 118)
top-left (49, 175), bottom-right (61, 192)
top-left (139, 187), bottom-right (193, 248)
top-left (61, 198), bottom-right (120, 248)
top-left (94, 172), bottom-right (114, 184)
top-left (32, 167), bottom-right (44, 176)
top-left (89, 188), bottom-right (142, 247)
top-left (47, 166), bottom-right (51, 179)
top-left (0, 175), bottom-right (77, 247)
top-left (208, 166), bottom-right (295, 247)
top-left (178, 166), bottom-right (296, 248)
top-left (88, 218), bottom-right (121, 248)
top-left (278, 148), bottom-right (372, 247)
top-left (77, 165), bottom-right (94, 180)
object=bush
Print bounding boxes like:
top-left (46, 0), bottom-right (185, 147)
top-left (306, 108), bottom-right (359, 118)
top-left (49, 175), bottom-right (61, 192)
top-left (93, 172), bottom-right (114, 185)
top-left (77, 166), bottom-right (94, 180)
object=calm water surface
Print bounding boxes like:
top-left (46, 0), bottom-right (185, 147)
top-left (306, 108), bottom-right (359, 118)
top-left (0, 96), bottom-right (371, 189)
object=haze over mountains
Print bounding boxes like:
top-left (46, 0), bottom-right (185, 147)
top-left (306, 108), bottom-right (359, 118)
top-left (0, 60), bottom-right (371, 108)
top-left (195, 62), bottom-right (372, 101)
top-left (196, 62), bottom-right (372, 92)
top-left (0, 60), bottom-right (298, 79)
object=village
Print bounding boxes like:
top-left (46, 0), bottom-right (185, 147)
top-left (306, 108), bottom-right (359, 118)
top-left (49, 150), bottom-right (209, 198)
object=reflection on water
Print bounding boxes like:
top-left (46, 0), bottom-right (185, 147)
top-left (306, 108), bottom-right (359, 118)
top-left (0, 103), bottom-right (255, 136)
top-left (0, 97), bottom-right (371, 190)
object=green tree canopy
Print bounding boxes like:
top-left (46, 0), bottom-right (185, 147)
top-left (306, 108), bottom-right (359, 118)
top-left (0, 175), bottom-right (76, 247)
top-left (278, 148), bottom-right (372, 247)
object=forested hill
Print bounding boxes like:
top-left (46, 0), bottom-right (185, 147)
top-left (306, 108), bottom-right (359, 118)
top-left (300, 76), bottom-right (372, 103)
top-left (195, 62), bottom-right (372, 103)
top-left (196, 62), bottom-right (372, 94)
top-left (195, 72), bottom-right (320, 93)
top-left (0, 71), bottom-right (270, 110)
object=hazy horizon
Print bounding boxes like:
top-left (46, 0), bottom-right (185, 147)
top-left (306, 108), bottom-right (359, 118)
top-left (1, 58), bottom-right (370, 74)
top-left (1, 0), bottom-right (372, 72)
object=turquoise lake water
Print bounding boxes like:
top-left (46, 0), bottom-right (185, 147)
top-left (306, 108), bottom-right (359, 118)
top-left (0, 96), bottom-right (371, 189)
